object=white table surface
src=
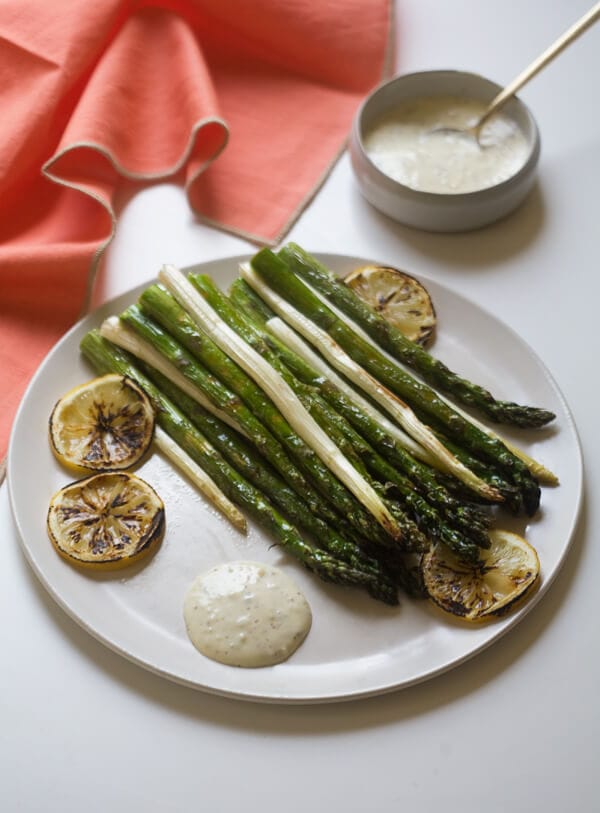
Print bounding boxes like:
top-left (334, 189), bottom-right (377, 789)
top-left (3, 1), bottom-right (598, 810)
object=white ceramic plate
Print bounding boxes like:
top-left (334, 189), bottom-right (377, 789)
top-left (8, 254), bottom-right (582, 704)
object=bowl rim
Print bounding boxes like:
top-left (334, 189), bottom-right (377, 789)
top-left (352, 68), bottom-right (541, 202)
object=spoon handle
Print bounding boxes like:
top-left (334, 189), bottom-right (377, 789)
top-left (478, 1), bottom-right (600, 130)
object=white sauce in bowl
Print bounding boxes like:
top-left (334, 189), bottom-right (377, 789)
top-left (363, 96), bottom-right (530, 194)
top-left (183, 561), bottom-right (312, 667)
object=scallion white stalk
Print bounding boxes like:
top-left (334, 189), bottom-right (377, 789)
top-left (153, 427), bottom-right (247, 533)
top-left (305, 286), bottom-right (559, 486)
top-left (266, 315), bottom-right (437, 466)
top-left (240, 263), bottom-right (501, 502)
top-left (99, 317), bottom-right (245, 436)
top-left (158, 264), bottom-right (402, 540)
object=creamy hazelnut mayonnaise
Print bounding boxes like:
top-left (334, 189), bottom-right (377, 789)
top-left (183, 561), bottom-right (312, 668)
top-left (363, 96), bottom-right (529, 194)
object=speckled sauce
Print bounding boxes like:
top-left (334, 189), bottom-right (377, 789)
top-left (363, 95), bottom-right (530, 194)
top-left (183, 561), bottom-right (312, 667)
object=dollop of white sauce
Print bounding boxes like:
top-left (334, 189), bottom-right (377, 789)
top-left (363, 96), bottom-right (530, 194)
top-left (183, 561), bottom-right (312, 667)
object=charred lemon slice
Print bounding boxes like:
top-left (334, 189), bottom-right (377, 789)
top-left (344, 265), bottom-right (436, 346)
top-left (47, 471), bottom-right (165, 569)
top-left (49, 374), bottom-right (154, 472)
top-left (422, 529), bottom-right (540, 621)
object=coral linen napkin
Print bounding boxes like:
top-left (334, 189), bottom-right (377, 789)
top-left (0, 0), bottom-right (393, 472)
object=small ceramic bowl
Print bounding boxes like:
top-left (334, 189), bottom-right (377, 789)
top-left (349, 70), bottom-right (541, 232)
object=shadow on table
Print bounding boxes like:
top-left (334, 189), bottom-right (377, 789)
top-left (358, 180), bottom-right (546, 274)
top-left (19, 482), bottom-right (587, 734)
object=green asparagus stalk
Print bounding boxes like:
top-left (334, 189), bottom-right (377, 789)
top-left (229, 277), bottom-right (277, 322)
top-left (430, 392), bottom-right (559, 486)
top-left (100, 311), bottom-right (341, 527)
top-left (426, 428), bottom-right (523, 514)
top-left (241, 259), bottom-right (506, 505)
top-left (229, 277), bottom-right (493, 542)
top-left (159, 267), bottom-right (377, 521)
top-left (193, 272), bottom-right (485, 562)
top-left (232, 277), bottom-right (557, 489)
top-left (279, 243), bottom-right (555, 429)
top-left (130, 291), bottom-right (398, 549)
top-left (272, 317), bottom-right (493, 537)
top-left (229, 275), bottom-right (520, 520)
top-left (80, 330), bottom-right (398, 601)
top-left (230, 277), bottom-right (435, 465)
top-left (306, 394), bottom-right (483, 562)
top-left (248, 249), bottom-right (542, 516)
top-left (105, 309), bottom-right (396, 552)
top-left (140, 270), bottom-right (401, 544)
top-left (138, 363), bottom-right (400, 603)
top-left (188, 277), bottom-right (429, 553)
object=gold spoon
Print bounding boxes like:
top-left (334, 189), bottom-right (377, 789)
top-left (433, 2), bottom-right (600, 143)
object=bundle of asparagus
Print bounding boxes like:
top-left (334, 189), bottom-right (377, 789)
top-left (80, 331), bottom-right (400, 604)
top-left (79, 245), bottom-right (556, 609)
